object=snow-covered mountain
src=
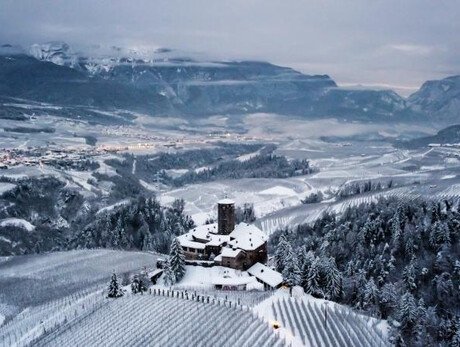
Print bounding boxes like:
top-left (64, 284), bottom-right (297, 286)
top-left (2, 41), bottom-right (456, 123)
top-left (408, 75), bottom-right (460, 123)
top-left (30, 41), bottom-right (77, 67)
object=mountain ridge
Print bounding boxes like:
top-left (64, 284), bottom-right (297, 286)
top-left (0, 41), bottom-right (458, 124)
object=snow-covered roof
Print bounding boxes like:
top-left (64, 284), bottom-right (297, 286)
top-left (218, 198), bottom-right (235, 205)
top-left (177, 233), bottom-right (206, 250)
top-left (190, 223), bottom-right (218, 240)
top-left (206, 234), bottom-right (230, 246)
top-left (247, 263), bottom-right (283, 288)
top-left (230, 223), bottom-right (263, 239)
top-left (221, 247), bottom-right (242, 258)
top-left (178, 224), bottom-right (229, 249)
top-left (229, 223), bottom-right (266, 251)
top-left (211, 275), bottom-right (257, 286)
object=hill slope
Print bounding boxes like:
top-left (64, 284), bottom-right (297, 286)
top-left (396, 124), bottom-right (460, 148)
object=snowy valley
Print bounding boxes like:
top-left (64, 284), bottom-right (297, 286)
top-left (0, 31), bottom-right (460, 347)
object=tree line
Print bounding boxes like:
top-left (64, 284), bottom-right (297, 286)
top-left (271, 197), bottom-right (460, 346)
top-left (69, 197), bottom-right (195, 254)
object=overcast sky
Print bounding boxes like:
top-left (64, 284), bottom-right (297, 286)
top-left (1, 0), bottom-right (459, 96)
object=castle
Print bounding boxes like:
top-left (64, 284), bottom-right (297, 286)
top-left (177, 199), bottom-right (268, 270)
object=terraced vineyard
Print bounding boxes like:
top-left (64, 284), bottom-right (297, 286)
top-left (271, 297), bottom-right (389, 347)
top-left (33, 294), bottom-right (288, 347)
top-left (0, 287), bottom-right (106, 347)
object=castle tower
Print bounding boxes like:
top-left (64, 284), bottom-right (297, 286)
top-left (217, 198), bottom-right (235, 235)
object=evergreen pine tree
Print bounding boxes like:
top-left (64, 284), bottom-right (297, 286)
top-left (274, 232), bottom-right (290, 272)
top-left (169, 238), bottom-right (186, 282)
top-left (306, 257), bottom-right (323, 298)
top-left (131, 276), bottom-right (140, 294)
top-left (399, 292), bottom-right (418, 331)
top-left (363, 278), bottom-right (380, 316)
top-left (434, 272), bottom-right (454, 307)
top-left (107, 272), bottom-right (124, 298)
top-left (162, 260), bottom-right (175, 286)
top-left (402, 261), bottom-right (417, 292)
top-left (379, 283), bottom-right (398, 318)
top-left (282, 249), bottom-right (301, 287)
top-left (324, 257), bottom-right (343, 300)
top-left (300, 250), bottom-right (315, 290)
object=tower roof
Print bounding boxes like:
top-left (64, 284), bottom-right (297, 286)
top-left (218, 198), bottom-right (235, 205)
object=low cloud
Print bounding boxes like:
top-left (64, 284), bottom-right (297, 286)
top-left (0, 0), bottom-right (458, 94)
top-left (386, 44), bottom-right (435, 56)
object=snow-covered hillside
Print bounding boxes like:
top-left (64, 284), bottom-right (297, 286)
top-left (254, 290), bottom-right (389, 347)
top-left (33, 294), bottom-right (287, 347)
top-left (0, 250), bottom-right (157, 321)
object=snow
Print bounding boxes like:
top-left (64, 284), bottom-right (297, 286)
top-left (139, 179), bottom-right (157, 191)
top-left (174, 265), bottom-right (256, 289)
top-left (0, 312), bottom-right (4, 327)
top-left (0, 183), bottom-right (15, 195)
top-left (0, 236), bottom-right (12, 244)
top-left (132, 158), bottom-right (137, 175)
top-left (376, 320), bottom-right (390, 336)
top-left (246, 281), bottom-right (264, 291)
top-left (194, 166), bottom-right (209, 173)
top-left (420, 165), bottom-right (445, 171)
top-left (96, 199), bottom-right (131, 215)
top-left (247, 263), bottom-right (283, 288)
top-left (178, 224), bottom-right (230, 249)
top-left (260, 186), bottom-right (297, 196)
top-left (95, 156), bottom-right (119, 177)
top-left (148, 269), bottom-right (163, 278)
top-left (211, 274), bottom-right (256, 286)
top-left (220, 247), bottom-right (242, 258)
top-left (190, 211), bottom-right (213, 225)
top-left (253, 289), bottom-right (389, 347)
top-left (229, 223), bottom-right (266, 251)
top-left (64, 170), bottom-right (94, 191)
top-left (236, 149), bottom-right (262, 162)
top-left (0, 218), bottom-right (35, 231)
top-left (177, 233), bottom-right (206, 249)
top-left (218, 198), bottom-right (235, 204)
top-left (190, 223), bottom-right (218, 240)
top-left (441, 174), bottom-right (456, 179)
top-left (0, 173), bottom-right (28, 180)
top-left (164, 168), bottom-right (188, 178)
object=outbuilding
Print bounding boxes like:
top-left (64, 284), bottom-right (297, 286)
top-left (247, 263), bottom-right (283, 290)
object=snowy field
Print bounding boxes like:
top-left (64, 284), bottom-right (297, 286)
top-left (158, 141), bottom-right (460, 234)
top-left (0, 250), bottom-right (157, 322)
top-left (159, 177), bottom-right (316, 225)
